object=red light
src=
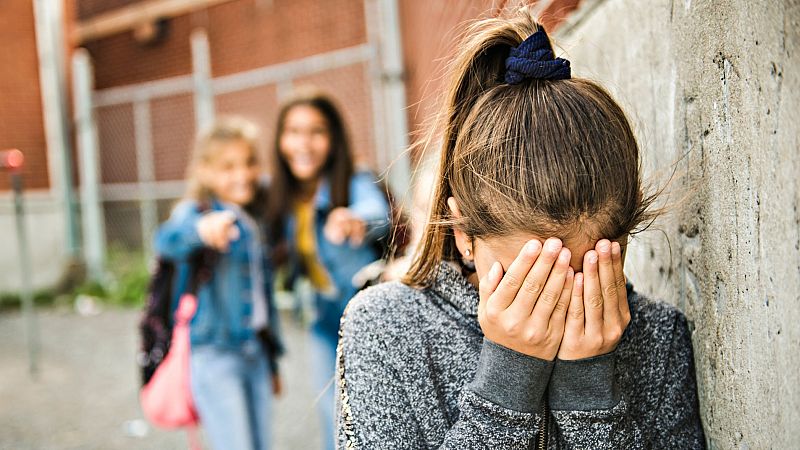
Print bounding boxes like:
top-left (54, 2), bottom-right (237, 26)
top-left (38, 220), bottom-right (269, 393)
top-left (2, 149), bottom-right (24, 170)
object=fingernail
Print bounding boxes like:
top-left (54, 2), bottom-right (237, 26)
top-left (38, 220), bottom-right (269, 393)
top-left (559, 248), bottom-right (571, 262)
top-left (598, 240), bottom-right (610, 252)
top-left (489, 261), bottom-right (501, 277)
top-left (587, 251), bottom-right (598, 264)
top-left (525, 240), bottom-right (541, 255)
top-left (611, 242), bottom-right (621, 256)
top-left (546, 238), bottom-right (561, 252)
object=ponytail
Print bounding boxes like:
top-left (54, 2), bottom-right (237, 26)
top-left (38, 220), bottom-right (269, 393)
top-left (405, 12), bottom-right (542, 287)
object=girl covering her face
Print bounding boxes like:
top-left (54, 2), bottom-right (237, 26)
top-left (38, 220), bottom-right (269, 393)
top-left (335, 9), bottom-right (705, 450)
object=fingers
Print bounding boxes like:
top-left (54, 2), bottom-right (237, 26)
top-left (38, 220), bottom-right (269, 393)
top-left (489, 240), bottom-right (541, 310)
top-left (508, 238), bottom-right (564, 317)
top-left (547, 266), bottom-right (573, 332)
top-left (324, 208), bottom-right (368, 246)
top-left (611, 241), bottom-right (630, 322)
top-left (216, 214), bottom-right (237, 251)
top-left (524, 244), bottom-right (570, 325)
top-left (582, 249), bottom-right (604, 336)
top-left (348, 219), bottom-right (367, 247)
top-left (212, 221), bottom-right (227, 250)
top-left (323, 217), bottom-right (345, 245)
top-left (564, 271), bottom-right (584, 336)
top-left (478, 261), bottom-right (503, 315)
top-left (198, 211), bottom-right (238, 251)
top-left (596, 240), bottom-right (620, 326)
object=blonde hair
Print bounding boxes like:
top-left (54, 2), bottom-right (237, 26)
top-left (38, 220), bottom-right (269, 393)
top-left (185, 116), bottom-right (261, 202)
top-left (404, 9), bottom-right (659, 287)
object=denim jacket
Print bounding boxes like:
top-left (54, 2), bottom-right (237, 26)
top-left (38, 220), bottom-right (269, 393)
top-left (285, 171), bottom-right (390, 335)
top-left (155, 199), bottom-right (282, 353)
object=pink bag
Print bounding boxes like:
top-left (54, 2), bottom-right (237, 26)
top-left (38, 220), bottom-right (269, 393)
top-left (140, 293), bottom-right (199, 428)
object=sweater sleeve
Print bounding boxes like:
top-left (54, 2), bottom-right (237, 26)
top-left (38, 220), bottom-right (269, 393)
top-left (336, 300), bottom-right (552, 449)
top-left (547, 312), bottom-right (705, 449)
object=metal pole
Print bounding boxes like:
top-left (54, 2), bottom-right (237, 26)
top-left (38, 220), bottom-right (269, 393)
top-left (134, 100), bottom-right (158, 259)
top-left (191, 28), bottom-right (215, 132)
top-left (11, 171), bottom-right (39, 376)
top-left (364, 0), bottom-right (411, 198)
top-left (73, 49), bottom-right (107, 282)
top-left (32, 0), bottom-right (81, 257)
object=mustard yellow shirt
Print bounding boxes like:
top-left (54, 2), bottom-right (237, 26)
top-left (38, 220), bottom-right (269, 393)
top-left (295, 201), bottom-right (331, 290)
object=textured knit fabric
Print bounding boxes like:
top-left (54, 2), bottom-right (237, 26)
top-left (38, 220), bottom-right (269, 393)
top-left (336, 262), bottom-right (706, 449)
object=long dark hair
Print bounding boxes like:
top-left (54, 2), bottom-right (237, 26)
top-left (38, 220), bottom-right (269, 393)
top-left (266, 88), bottom-right (354, 247)
top-left (404, 9), bottom-right (659, 287)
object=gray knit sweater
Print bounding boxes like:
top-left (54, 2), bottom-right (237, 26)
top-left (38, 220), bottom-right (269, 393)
top-left (335, 262), bottom-right (705, 449)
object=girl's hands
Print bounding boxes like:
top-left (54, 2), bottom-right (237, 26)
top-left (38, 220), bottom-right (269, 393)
top-left (557, 240), bottom-right (630, 360)
top-left (324, 207), bottom-right (367, 246)
top-left (478, 238), bottom-right (574, 361)
top-left (196, 211), bottom-right (240, 252)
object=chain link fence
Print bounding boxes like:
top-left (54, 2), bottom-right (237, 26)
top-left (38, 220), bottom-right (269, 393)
top-left (77, 30), bottom-right (391, 275)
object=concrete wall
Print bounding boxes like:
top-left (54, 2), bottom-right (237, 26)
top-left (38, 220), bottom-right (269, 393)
top-left (557, 0), bottom-right (799, 447)
top-left (0, 192), bottom-right (70, 292)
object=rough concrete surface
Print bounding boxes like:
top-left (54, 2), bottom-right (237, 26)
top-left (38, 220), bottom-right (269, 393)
top-left (558, 0), bottom-right (799, 447)
top-left (0, 192), bottom-right (69, 291)
top-left (0, 308), bottom-right (322, 449)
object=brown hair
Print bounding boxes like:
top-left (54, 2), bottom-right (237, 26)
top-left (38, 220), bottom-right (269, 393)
top-left (185, 116), bottom-right (260, 203)
top-left (266, 88), bottom-right (354, 244)
top-left (404, 9), bottom-right (659, 287)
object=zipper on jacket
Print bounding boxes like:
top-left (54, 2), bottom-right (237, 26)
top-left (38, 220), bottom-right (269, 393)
top-left (537, 401), bottom-right (549, 450)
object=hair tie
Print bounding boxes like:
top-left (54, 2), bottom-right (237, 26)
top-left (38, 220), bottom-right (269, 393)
top-left (504, 26), bottom-right (571, 84)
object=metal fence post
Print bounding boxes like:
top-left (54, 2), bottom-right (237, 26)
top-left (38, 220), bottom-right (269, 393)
top-left (32, 0), bottom-right (81, 257)
top-left (364, 0), bottom-right (411, 198)
top-left (192, 28), bottom-right (215, 132)
top-left (2, 149), bottom-right (40, 376)
top-left (134, 99), bottom-right (158, 259)
top-left (72, 49), bottom-right (107, 282)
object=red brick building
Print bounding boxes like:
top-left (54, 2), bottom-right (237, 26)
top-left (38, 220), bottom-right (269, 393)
top-left (0, 0), bottom-right (580, 290)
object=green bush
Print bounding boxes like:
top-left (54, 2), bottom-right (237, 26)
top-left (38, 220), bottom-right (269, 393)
top-left (0, 290), bottom-right (56, 312)
top-left (69, 246), bottom-right (151, 308)
top-left (0, 246), bottom-right (152, 311)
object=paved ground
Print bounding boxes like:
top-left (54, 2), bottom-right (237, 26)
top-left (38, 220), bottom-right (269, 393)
top-left (0, 306), bottom-right (323, 450)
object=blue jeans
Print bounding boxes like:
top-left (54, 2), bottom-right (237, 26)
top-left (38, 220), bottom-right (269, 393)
top-left (191, 340), bottom-right (272, 450)
top-left (309, 324), bottom-right (337, 450)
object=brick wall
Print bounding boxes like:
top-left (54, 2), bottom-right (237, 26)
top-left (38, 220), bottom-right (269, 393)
top-left (398, 0), bottom-right (581, 159)
top-left (81, 0), bottom-right (374, 187)
top-left (76, 0), bottom-right (585, 249)
top-left (85, 0), bottom-right (367, 88)
top-left (0, 0), bottom-right (49, 190)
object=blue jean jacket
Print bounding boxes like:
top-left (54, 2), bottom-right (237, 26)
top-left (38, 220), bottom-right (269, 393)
top-left (155, 199), bottom-right (282, 352)
top-left (285, 171), bottom-right (391, 337)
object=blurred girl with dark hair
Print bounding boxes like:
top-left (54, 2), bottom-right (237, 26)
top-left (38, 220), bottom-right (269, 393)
top-left (266, 88), bottom-right (390, 450)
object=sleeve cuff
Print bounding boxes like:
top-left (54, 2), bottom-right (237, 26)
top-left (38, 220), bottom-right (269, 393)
top-left (468, 338), bottom-right (554, 413)
top-left (548, 352), bottom-right (620, 411)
